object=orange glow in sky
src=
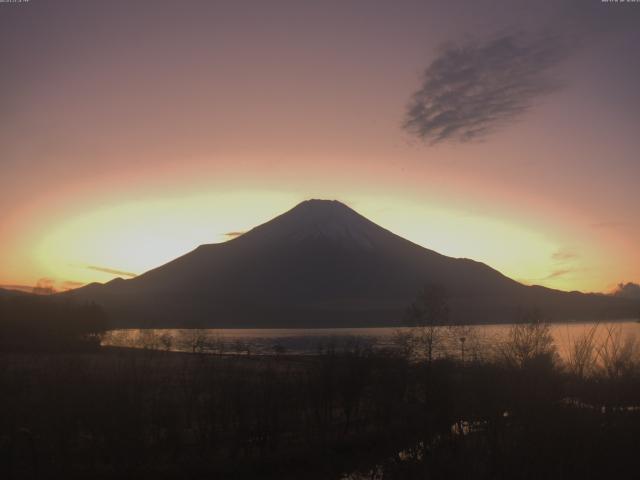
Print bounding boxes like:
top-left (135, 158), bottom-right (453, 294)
top-left (1, 1), bottom-right (638, 294)
top-left (2, 181), bottom-right (632, 294)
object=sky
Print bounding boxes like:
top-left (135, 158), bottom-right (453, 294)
top-left (1, 0), bottom-right (639, 294)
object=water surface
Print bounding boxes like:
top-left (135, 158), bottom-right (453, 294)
top-left (102, 320), bottom-right (640, 360)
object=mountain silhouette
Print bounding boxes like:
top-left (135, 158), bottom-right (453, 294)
top-left (0, 287), bottom-right (32, 298)
top-left (66, 200), bottom-right (637, 327)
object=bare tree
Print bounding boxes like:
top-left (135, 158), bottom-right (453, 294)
top-left (405, 284), bottom-right (449, 364)
top-left (188, 328), bottom-right (207, 354)
top-left (159, 332), bottom-right (173, 352)
top-left (595, 326), bottom-right (638, 379)
top-left (393, 329), bottom-right (417, 359)
top-left (139, 329), bottom-right (160, 350)
top-left (565, 323), bottom-right (599, 378)
top-left (498, 308), bottom-right (556, 369)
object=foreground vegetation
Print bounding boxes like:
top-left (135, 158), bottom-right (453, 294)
top-left (1, 318), bottom-right (640, 479)
top-left (0, 295), bottom-right (106, 352)
top-left (1, 292), bottom-right (639, 478)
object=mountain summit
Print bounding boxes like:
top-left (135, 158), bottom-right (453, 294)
top-left (235, 199), bottom-right (408, 251)
top-left (67, 200), bottom-right (637, 327)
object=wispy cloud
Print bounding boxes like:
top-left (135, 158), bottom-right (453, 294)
top-left (520, 247), bottom-right (580, 285)
top-left (542, 248), bottom-right (580, 281)
top-left (543, 269), bottom-right (573, 280)
top-left (404, 31), bottom-right (568, 144)
top-left (86, 265), bottom-right (137, 278)
top-left (61, 280), bottom-right (85, 290)
top-left (551, 247), bottom-right (579, 262)
top-left (224, 231), bottom-right (246, 239)
top-left (0, 284), bottom-right (35, 293)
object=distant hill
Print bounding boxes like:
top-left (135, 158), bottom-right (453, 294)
top-left (0, 288), bottom-right (32, 298)
top-left (64, 200), bottom-right (639, 327)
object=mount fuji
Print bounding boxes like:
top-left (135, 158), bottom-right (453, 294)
top-left (66, 200), bottom-right (637, 327)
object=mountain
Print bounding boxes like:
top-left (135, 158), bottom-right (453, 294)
top-left (65, 199), bottom-right (638, 327)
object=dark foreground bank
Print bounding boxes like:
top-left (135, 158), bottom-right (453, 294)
top-left (1, 335), bottom-right (640, 480)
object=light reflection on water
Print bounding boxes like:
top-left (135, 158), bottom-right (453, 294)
top-left (101, 320), bottom-right (640, 360)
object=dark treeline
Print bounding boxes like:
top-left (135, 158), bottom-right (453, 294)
top-left (0, 295), bottom-right (108, 352)
top-left (1, 328), bottom-right (640, 480)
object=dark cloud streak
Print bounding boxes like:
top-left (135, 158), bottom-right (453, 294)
top-left (543, 269), bottom-right (573, 280)
top-left (404, 31), bottom-right (568, 143)
top-left (86, 265), bottom-right (138, 278)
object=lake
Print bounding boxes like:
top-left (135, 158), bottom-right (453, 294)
top-left (102, 320), bottom-right (640, 361)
